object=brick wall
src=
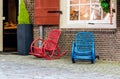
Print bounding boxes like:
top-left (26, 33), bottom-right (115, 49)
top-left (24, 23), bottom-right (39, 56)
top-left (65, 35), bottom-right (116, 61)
top-left (26, 0), bottom-right (120, 61)
top-left (60, 29), bottom-right (117, 61)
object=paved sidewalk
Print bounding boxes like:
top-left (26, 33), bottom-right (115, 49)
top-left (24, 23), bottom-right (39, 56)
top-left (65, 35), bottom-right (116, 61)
top-left (0, 54), bottom-right (120, 79)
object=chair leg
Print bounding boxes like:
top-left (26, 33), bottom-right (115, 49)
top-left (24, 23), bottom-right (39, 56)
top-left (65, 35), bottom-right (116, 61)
top-left (44, 56), bottom-right (55, 60)
top-left (44, 51), bottom-right (55, 60)
top-left (91, 59), bottom-right (95, 64)
top-left (96, 55), bottom-right (100, 60)
top-left (72, 58), bottom-right (75, 63)
top-left (53, 46), bottom-right (67, 59)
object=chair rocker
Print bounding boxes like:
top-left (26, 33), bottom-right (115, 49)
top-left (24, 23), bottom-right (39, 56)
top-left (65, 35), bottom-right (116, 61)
top-left (29, 29), bottom-right (67, 60)
top-left (71, 32), bottom-right (96, 64)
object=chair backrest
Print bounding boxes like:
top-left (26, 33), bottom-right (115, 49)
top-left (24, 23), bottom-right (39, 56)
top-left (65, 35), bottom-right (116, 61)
top-left (47, 30), bottom-right (61, 43)
top-left (44, 29), bottom-right (61, 50)
top-left (75, 32), bottom-right (94, 51)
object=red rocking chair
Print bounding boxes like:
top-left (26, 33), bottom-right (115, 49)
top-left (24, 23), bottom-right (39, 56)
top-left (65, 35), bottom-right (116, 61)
top-left (29, 29), bottom-right (67, 60)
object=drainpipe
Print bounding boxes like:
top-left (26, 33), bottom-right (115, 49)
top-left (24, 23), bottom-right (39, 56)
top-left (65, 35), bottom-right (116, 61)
top-left (110, 0), bottom-right (113, 24)
top-left (39, 26), bottom-right (43, 47)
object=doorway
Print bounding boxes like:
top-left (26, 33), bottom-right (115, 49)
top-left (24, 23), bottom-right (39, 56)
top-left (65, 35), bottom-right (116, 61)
top-left (3, 0), bottom-right (19, 52)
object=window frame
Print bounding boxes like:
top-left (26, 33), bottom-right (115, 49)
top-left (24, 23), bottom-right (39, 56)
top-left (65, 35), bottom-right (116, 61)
top-left (60, 0), bottom-right (117, 29)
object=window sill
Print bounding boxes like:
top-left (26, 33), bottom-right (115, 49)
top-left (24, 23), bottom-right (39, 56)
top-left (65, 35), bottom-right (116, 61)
top-left (60, 23), bottom-right (116, 29)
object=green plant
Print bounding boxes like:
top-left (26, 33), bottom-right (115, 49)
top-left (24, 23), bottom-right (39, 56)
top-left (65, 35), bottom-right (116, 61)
top-left (99, 0), bottom-right (110, 13)
top-left (18, 0), bottom-right (30, 24)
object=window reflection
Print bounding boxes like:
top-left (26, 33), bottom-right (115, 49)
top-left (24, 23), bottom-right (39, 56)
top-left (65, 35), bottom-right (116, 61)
top-left (70, 0), bottom-right (79, 4)
top-left (80, 6), bottom-right (90, 20)
top-left (103, 12), bottom-right (109, 20)
top-left (92, 0), bottom-right (99, 3)
top-left (91, 9), bottom-right (101, 20)
top-left (91, 0), bottom-right (101, 20)
top-left (80, 0), bottom-right (90, 4)
top-left (70, 6), bottom-right (79, 20)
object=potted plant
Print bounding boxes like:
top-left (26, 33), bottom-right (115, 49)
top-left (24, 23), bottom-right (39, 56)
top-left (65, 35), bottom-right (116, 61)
top-left (99, 0), bottom-right (110, 13)
top-left (17, 0), bottom-right (33, 55)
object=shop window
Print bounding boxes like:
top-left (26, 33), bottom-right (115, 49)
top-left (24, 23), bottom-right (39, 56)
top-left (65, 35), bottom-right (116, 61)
top-left (60, 0), bottom-right (116, 28)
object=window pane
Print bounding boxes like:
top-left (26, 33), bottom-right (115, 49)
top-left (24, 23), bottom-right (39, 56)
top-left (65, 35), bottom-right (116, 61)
top-left (103, 12), bottom-right (109, 20)
top-left (70, 0), bottom-right (79, 4)
top-left (91, 1), bottom-right (101, 20)
top-left (80, 0), bottom-right (90, 4)
top-left (80, 6), bottom-right (90, 20)
top-left (92, 0), bottom-right (99, 3)
top-left (70, 6), bottom-right (79, 20)
top-left (91, 8), bottom-right (101, 20)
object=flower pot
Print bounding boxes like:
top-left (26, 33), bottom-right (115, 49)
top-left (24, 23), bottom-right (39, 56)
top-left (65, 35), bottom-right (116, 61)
top-left (17, 24), bottom-right (33, 55)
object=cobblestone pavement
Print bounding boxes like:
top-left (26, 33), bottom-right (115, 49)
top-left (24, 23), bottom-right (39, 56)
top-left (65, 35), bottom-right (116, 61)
top-left (0, 54), bottom-right (120, 79)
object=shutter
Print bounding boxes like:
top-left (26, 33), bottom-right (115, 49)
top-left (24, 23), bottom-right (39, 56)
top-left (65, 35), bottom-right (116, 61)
top-left (34, 0), bottom-right (60, 25)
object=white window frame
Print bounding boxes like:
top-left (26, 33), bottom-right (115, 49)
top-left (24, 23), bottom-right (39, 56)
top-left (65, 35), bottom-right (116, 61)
top-left (60, 0), bottom-right (117, 29)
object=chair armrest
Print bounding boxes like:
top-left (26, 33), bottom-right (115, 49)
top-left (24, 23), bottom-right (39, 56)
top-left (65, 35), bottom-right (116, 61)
top-left (30, 38), bottom-right (44, 53)
top-left (92, 42), bottom-right (96, 59)
top-left (32, 37), bottom-right (44, 43)
top-left (71, 41), bottom-right (76, 56)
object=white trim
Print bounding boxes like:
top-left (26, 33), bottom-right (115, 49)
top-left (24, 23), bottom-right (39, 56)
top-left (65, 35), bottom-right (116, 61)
top-left (0, 0), bottom-right (3, 51)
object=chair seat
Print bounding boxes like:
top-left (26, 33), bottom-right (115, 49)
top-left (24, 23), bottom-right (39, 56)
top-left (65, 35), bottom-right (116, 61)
top-left (74, 55), bottom-right (92, 60)
top-left (74, 47), bottom-right (92, 56)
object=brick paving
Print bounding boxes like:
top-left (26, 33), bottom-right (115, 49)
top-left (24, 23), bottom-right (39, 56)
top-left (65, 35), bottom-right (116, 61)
top-left (0, 54), bottom-right (120, 79)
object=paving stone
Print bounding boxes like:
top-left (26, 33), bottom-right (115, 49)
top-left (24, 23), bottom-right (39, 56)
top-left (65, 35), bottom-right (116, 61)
top-left (0, 55), bottom-right (120, 79)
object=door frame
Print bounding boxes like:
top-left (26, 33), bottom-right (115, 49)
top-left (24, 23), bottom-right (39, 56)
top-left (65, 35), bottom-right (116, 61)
top-left (0, 0), bottom-right (4, 51)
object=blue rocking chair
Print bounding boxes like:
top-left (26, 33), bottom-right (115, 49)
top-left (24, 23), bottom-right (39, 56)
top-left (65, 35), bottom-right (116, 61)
top-left (71, 32), bottom-right (96, 64)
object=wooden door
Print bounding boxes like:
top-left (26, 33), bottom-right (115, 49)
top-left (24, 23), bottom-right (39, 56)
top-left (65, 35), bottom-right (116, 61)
top-left (34, 0), bottom-right (60, 25)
